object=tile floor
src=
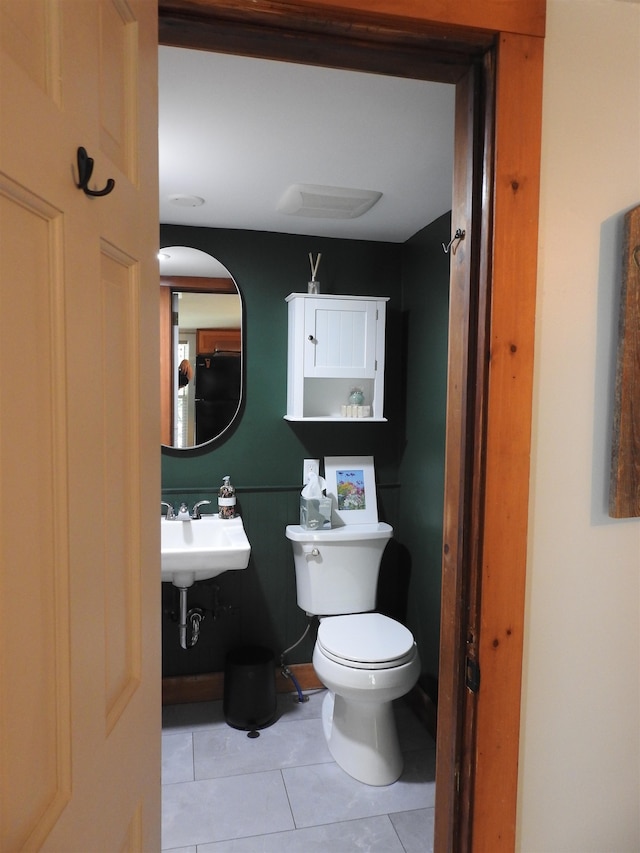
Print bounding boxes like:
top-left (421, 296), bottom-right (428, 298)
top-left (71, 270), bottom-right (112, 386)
top-left (162, 689), bottom-right (435, 852)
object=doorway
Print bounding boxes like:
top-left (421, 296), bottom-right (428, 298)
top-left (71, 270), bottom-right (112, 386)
top-left (158, 4), bottom-right (544, 850)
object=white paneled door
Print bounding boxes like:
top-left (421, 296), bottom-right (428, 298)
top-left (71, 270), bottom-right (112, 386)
top-left (0, 1), bottom-right (160, 848)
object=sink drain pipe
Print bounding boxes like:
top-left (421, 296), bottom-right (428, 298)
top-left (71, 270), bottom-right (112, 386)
top-left (177, 587), bottom-right (204, 649)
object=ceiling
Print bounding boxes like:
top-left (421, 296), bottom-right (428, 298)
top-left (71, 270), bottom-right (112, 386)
top-left (158, 45), bottom-right (456, 275)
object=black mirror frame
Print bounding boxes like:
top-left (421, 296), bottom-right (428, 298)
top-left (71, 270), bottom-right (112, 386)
top-left (160, 257), bottom-right (246, 456)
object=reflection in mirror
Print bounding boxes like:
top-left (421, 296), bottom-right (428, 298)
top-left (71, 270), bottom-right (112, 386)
top-left (160, 247), bottom-right (243, 450)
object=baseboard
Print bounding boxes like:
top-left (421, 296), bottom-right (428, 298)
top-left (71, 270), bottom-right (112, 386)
top-left (162, 662), bottom-right (323, 705)
top-left (162, 667), bottom-right (437, 741)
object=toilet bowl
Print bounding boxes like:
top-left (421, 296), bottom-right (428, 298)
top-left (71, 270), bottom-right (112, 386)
top-left (285, 523), bottom-right (421, 786)
top-left (313, 612), bottom-right (420, 785)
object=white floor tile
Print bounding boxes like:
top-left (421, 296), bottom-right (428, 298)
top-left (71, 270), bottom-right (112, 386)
top-left (194, 716), bottom-right (333, 780)
top-left (161, 771), bottom-right (294, 849)
top-left (197, 814), bottom-right (406, 852)
top-left (161, 691), bottom-right (436, 851)
top-left (275, 688), bottom-right (325, 721)
top-left (162, 847), bottom-right (196, 853)
top-left (162, 732), bottom-right (194, 784)
top-left (282, 749), bottom-right (435, 828)
top-left (390, 807), bottom-right (435, 852)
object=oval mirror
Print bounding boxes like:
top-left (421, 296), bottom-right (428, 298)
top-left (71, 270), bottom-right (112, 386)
top-left (160, 247), bottom-right (243, 451)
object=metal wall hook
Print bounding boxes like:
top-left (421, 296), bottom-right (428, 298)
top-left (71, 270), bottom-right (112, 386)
top-left (76, 146), bottom-right (115, 197)
top-left (442, 228), bottom-right (466, 255)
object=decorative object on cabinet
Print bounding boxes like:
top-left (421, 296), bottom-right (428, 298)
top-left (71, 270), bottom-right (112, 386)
top-left (285, 293), bottom-right (388, 421)
top-left (308, 252), bottom-right (322, 294)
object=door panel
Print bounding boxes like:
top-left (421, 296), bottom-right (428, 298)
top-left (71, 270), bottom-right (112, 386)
top-left (99, 0), bottom-right (137, 177)
top-left (0, 0), bottom-right (59, 99)
top-left (0, 178), bottom-right (72, 852)
top-left (0, 0), bottom-right (160, 848)
top-left (101, 244), bottom-right (143, 733)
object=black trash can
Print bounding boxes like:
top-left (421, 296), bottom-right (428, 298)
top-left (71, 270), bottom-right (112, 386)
top-left (223, 645), bottom-right (277, 730)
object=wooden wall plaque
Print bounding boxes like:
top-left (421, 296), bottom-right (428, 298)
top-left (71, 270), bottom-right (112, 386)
top-left (610, 204), bottom-right (640, 518)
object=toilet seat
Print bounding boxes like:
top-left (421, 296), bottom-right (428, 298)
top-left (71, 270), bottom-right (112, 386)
top-left (317, 613), bottom-right (416, 670)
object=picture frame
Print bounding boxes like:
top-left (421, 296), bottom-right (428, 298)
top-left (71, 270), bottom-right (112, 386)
top-left (323, 456), bottom-right (378, 525)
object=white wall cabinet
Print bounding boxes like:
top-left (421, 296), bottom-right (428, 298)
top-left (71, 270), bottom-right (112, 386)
top-left (285, 293), bottom-right (388, 421)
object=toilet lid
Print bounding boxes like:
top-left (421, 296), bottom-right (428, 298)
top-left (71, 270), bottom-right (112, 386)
top-left (317, 613), bottom-right (416, 669)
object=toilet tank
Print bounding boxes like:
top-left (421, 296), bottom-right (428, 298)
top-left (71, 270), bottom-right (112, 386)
top-left (285, 523), bottom-right (392, 615)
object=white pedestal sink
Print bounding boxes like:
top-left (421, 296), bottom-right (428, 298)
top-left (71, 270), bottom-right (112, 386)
top-left (161, 514), bottom-right (251, 588)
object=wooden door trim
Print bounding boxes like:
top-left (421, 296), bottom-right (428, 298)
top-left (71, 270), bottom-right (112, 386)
top-left (158, 0), bottom-right (545, 46)
top-left (435, 53), bottom-right (490, 850)
top-left (470, 32), bottom-right (543, 850)
top-left (157, 3), bottom-right (544, 849)
top-left (159, 0), bottom-right (495, 84)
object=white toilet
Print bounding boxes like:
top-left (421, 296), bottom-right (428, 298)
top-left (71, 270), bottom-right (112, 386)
top-left (285, 522), bottom-right (420, 786)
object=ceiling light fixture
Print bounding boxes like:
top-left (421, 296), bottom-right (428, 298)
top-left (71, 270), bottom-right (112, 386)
top-left (168, 194), bottom-right (205, 207)
top-left (276, 184), bottom-right (382, 220)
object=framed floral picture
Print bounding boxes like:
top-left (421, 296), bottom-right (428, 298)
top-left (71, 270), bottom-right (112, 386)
top-left (324, 456), bottom-right (378, 525)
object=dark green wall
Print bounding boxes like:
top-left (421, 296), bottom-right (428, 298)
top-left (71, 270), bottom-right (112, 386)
top-left (160, 219), bottom-right (449, 684)
top-left (396, 212), bottom-right (451, 685)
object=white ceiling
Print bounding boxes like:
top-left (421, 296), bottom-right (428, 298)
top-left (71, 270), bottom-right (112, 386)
top-left (158, 46), bottom-right (456, 258)
top-left (159, 244), bottom-right (233, 278)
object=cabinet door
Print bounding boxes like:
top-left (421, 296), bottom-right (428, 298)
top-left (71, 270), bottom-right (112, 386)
top-left (304, 298), bottom-right (378, 378)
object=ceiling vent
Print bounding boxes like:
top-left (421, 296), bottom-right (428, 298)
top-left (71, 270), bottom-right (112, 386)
top-left (168, 194), bottom-right (205, 207)
top-left (276, 184), bottom-right (382, 220)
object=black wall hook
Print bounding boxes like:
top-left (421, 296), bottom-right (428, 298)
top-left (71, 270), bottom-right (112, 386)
top-left (76, 147), bottom-right (115, 197)
top-left (442, 228), bottom-right (466, 255)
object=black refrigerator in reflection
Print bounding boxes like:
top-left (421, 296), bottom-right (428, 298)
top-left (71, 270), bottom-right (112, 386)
top-left (194, 352), bottom-right (241, 445)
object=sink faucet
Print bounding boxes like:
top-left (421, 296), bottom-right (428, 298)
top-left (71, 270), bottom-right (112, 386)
top-left (161, 501), bottom-right (176, 520)
top-left (191, 500), bottom-right (211, 519)
top-left (176, 502), bottom-right (191, 520)
top-left (162, 500), bottom-right (211, 520)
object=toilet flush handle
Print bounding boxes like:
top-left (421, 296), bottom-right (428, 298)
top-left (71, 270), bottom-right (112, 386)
top-left (302, 545), bottom-right (320, 560)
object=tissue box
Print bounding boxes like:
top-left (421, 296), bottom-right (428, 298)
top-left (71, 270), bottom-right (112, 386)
top-left (300, 497), bottom-right (332, 530)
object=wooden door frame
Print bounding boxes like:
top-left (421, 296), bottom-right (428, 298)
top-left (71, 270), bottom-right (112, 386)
top-left (436, 54), bottom-right (494, 851)
top-left (157, 3), bottom-right (544, 849)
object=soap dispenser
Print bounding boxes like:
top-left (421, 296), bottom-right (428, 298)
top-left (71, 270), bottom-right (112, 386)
top-left (218, 475), bottom-right (236, 519)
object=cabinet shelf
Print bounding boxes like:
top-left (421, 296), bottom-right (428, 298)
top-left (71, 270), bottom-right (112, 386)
top-left (284, 415), bottom-right (388, 422)
top-left (285, 293), bottom-right (388, 422)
